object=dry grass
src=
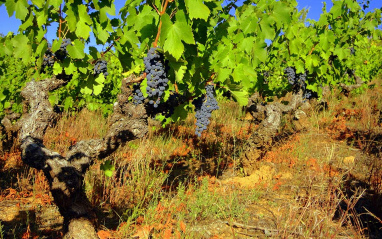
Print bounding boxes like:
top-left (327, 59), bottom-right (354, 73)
top-left (1, 80), bottom-right (382, 238)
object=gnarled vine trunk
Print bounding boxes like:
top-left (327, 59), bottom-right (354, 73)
top-left (4, 74), bottom-right (148, 237)
top-left (242, 92), bottom-right (309, 175)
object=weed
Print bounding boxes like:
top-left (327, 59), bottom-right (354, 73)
top-left (0, 221), bottom-right (3, 239)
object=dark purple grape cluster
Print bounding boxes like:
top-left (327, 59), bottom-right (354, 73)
top-left (94, 59), bottom-right (108, 76)
top-left (132, 84), bottom-right (145, 105)
top-left (42, 49), bottom-right (55, 69)
top-left (144, 47), bottom-right (169, 108)
top-left (285, 67), bottom-right (306, 92)
top-left (303, 90), bottom-right (313, 100)
top-left (350, 47), bottom-right (355, 55)
top-left (298, 71), bottom-right (307, 87)
top-left (41, 43), bottom-right (55, 72)
top-left (194, 84), bottom-right (219, 137)
top-left (55, 39), bottom-right (71, 61)
top-left (284, 67), bottom-right (316, 101)
top-left (299, 72), bottom-right (316, 100)
top-left (284, 67), bottom-right (296, 85)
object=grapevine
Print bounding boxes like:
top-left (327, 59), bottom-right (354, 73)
top-left (0, 0), bottom-right (381, 237)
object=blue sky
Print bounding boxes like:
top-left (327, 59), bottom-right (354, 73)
top-left (0, 0), bottom-right (381, 41)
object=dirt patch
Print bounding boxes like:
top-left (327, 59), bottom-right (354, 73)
top-left (221, 165), bottom-right (276, 188)
top-left (0, 197), bottom-right (63, 238)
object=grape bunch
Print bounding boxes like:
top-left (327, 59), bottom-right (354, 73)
top-left (297, 71), bottom-right (317, 100)
top-left (298, 71), bottom-right (307, 87)
top-left (284, 67), bottom-right (306, 92)
top-left (350, 47), bottom-right (355, 55)
top-left (40, 43), bottom-right (55, 72)
top-left (94, 60), bottom-right (108, 76)
top-left (132, 84), bottom-right (145, 105)
top-left (55, 39), bottom-right (71, 61)
top-left (284, 67), bottom-right (316, 101)
top-left (284, 67), bottom-right (296, 85)
top-left (42, 50), bottom-right (55, 69)
top-left (144, 47), bottom-right (169, 108)
top-left (194, 84), bottom-right (219, 137)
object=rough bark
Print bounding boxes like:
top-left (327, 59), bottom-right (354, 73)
top-left (242, 92), bottom-right (308, 175)
top-left (16, 74), bottom-right (148, 237)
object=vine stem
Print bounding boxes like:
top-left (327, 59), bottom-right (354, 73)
top-left (90, 38), bottom-right (121, 64)
top-left (153, 22), bottom-right (162, 48)
top-left (153, 0), bottom-right (170, 48)
top-left (125, 73), bottom-right (147, 85)
top-left (207, 73), bottom-right (216, 84)
top-left (308, 42), bottom-right (319, 56)
top-left (174, 81), bottom-right (179, 93)
top-left (101, 37), bottom-right (120, 58)
top-left (58, 5), bottom-right (63, 38)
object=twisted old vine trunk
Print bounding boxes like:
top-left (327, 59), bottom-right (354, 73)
top-left (242, 91), bottom-right (309, 175)
top-left (3, 74), bottom-right (148, 238)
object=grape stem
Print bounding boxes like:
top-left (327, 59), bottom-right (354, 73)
top-left (153, 22), bottom-right (162, 48)
top-left (101, 37), bottom-right (120, 57)
top-left (90, 37), bottom-right (121, 64)
top-left (151, 1), bottom-right (160, 14)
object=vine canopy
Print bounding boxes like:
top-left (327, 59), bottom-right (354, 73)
top-left (0, 0), bottom-right (381, 120)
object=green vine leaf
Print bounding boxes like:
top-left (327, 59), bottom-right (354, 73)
top-left (76, 21), bottom-right (91, 40)
top-left (100, 160), bottom-right (115, 177)
top-left (66, 40), bottom-right (85, 59)
top-left (5, 0), bottom-right (29, 20)
top-left (184, 0), bottom-right (211, 21)
top-left (53, 62), bottom-right (63, 75)
top-left (12, 34), bottom-right (31, 63)
top-left (160, 11), bottom-right (195, 60)
top-left (230, 90), bottom-right (248, 107)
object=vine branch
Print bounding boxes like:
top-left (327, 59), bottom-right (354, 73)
top-left (101, 37), bottom-right (120, 58)
top-left (153, 0), bottom-right (170, 48)
top-left (124, 73), bottom-right (147, 85)
top-left (58, 5), bottom-right (63, 39)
